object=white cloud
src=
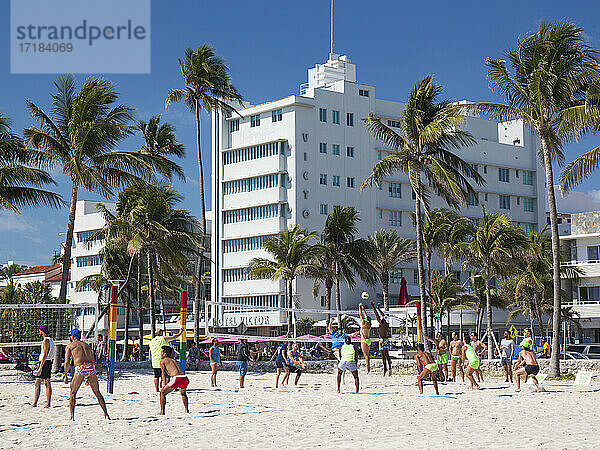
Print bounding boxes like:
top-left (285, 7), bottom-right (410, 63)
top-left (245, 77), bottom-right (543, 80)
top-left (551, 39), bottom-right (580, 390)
top-left (588, 189), bottom-right (600, 203)
top-left (0, 211), bottom-right (43, 244)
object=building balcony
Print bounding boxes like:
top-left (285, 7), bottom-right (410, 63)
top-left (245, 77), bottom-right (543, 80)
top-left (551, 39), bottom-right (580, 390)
top-left (222, 217), bottom-right (285, 239)
top-left (222, 278), bottom-right (283, 297)
top-left (222, 187), bottom-right (287, 210)
top-left (563, 300), bottom-right (600, 319)
top-left (562, 261), bottom-right (600, 277)
top-left (223, 155), bottom-right (286, 181)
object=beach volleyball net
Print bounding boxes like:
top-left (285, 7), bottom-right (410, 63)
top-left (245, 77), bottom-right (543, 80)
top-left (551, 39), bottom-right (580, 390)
top-left (0, 303), bottom-right (97, 350)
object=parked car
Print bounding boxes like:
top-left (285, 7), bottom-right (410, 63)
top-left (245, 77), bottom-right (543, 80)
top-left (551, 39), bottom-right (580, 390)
top-left (565, 344), bottom-right (600, 359)
top-left (562, 351), bottom-right (589, 360)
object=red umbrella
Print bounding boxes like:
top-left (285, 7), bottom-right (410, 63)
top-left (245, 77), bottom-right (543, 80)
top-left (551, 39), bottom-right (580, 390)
top-left (399, 277), bottom-right (409, 306)
top-left (296, 334), bottom-right (320, 339)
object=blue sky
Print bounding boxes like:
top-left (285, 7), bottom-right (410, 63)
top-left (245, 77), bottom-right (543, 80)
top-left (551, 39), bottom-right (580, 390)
top-left (2, 0), bottom-right (600, 265)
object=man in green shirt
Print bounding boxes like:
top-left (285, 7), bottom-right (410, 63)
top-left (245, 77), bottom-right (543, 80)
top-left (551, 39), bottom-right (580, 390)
top-left (149, 329), bottom-right (183, 392)
top-left (336, 336), bottom-right (359, 393)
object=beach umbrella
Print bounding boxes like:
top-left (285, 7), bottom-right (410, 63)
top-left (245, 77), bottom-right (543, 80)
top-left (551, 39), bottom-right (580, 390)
top-left (296, 334), bottom-right (320, 339)
top-left (399, 277), bottom-right (409, 306)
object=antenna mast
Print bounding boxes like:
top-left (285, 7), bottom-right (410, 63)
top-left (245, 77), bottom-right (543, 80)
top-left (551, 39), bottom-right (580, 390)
top-left (330, 0), bottom-right (334, 56)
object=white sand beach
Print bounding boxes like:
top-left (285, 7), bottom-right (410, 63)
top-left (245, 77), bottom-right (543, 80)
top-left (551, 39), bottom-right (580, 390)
top-left (1, 369), bottom-right (598, 449)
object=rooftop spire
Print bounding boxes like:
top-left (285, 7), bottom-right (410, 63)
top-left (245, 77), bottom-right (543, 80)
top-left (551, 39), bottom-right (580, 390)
top-left (330, 0), bottom-right (334, 57)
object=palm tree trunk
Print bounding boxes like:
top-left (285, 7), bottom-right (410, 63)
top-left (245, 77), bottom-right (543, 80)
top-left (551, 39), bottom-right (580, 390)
top-left (484, 276), bottom-right (493, 360)
top-left (427, 254), bottom-right (434, 333)
top-left (137, 254), bottom-right (144, 360)
top-left (540, 136), bottom-right (562, 377)
top-left (382, 272), bottom-right (390, 311)
top-left (58, 181), bottom-right (78, 303)
top-left (288, 279), bottom-right (293, 334)
top-left (447, 308), bottom-right (451, 335)
top-left (194, 101), bottom-right (206, 346)
top-left (325, 279), bottom-right (333, 324)
top-left (148, 251), bottom-right (156, 337)
top-left (121, 292), bottom-right (130, 362)
top-left (161, 298), bottom-right (167, 332)
top-left (335, 277), bottom-right (342, 327)
top-left (414, 183), bottom-right (429, 349)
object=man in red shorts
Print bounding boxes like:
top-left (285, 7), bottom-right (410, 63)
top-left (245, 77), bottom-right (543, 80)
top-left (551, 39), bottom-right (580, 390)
top-left (159, 346), bottom-right (189, 415)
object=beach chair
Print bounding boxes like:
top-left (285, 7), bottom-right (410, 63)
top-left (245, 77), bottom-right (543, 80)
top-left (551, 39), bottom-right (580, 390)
top-left (13, 357), bottom-right (36, 381)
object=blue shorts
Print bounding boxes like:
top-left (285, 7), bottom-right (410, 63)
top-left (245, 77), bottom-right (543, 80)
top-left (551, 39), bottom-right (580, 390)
top-left (236, 360), bottom-right (248, 376)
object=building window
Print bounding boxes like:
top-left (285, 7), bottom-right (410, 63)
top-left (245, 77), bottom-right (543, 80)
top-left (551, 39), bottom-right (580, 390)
top-left (223, 234), bottom-right (276, 253)
top-left (484, 193), bottom-right (488, 202)
top-left (331, 144), bottom-right (340, 155)
top-left (413, 269), bottom-right (419, 285)
top-left (483, 165), bottom-right (487, 174)
top-left (223, 173), bottom-right (282, 195)
top-left (498, 168), bottom-right (510, 182)
top-left (346, 177), bottom-right (355, 188)
top-left (346, 112), bottom-right (354, 126)
top-left (523, 197), bottom-right (534, 212)
top-left (467, 192), bottom-right (479, 206)
top-left (222, 203), bottom-right (282, 224)
top-left (469, 164), bottom-right (479, 178)
top-left (389, 210), bottom-right (401, 227)
top-left (319, 108), bottom-right (327, 122)
top-left (378, 209), bottom-right (383, 219)
top-left (250, 114), bottom-right (260, 127)
top-left (346, 146), bottom-right (354, 157)
top-left (517, 197), bottom-right (521, 205)
top-left (77, 229), bottom-right (105, 243)
top-left (588, 246), bottom-right (600, 262)
top-left (387, 119), bottom-right (401, 128)
top-left (230, 119), bottom-right (240, 132)
top-left (580, 286), bottom-right (600, 301)
top-left (523, 171), bottom-right (534, 185)
top-left (332, 175), bottom-right (340, 187)
top-left (320, 174), bottom-right (327, 185)
top-left (320, 204), bottom-right (328, 215)
top-left (332, 110), bottom-right (340, 124)
top-left (389, 269), bottom-right (403, 283)
top-left (223, 141), bottom-right (282, 165)
top-left (499, 194), bottom-right (511, 209)
top-left (320, 295), bottom-right (326, 307)
top-left (303, 152), bottom-right (307, 161)
top-left (359, 89), bottom-right (369, 97)
top-left (223, 267), bottom-right (249, 283)
top-left (388, 183), bottom-right (401, 198)
top-left (320, 142), bottom-right (327, 154)
top-left (272, 109), bottom-right (282, 122)
top-left (515, 169), bottom-right (520, 178)
top-left (76, 254), bottom-right (103, 267)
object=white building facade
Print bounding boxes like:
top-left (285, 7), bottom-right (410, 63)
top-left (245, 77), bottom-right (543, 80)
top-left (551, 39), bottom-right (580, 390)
top-left (211, 54), bottom-right (546, 331)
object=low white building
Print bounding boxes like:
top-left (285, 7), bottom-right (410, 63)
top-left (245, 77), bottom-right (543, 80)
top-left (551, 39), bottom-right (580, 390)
top-left (561, 211), bottom-right (600, 343)
top-left (3, 264), bottom-right (65, 298)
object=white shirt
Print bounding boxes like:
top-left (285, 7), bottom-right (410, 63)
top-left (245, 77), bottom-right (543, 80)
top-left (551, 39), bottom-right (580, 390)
top-left (40, 336), bottom-right (55, 361)
top-left (500, 338), bottom-right (514, 359)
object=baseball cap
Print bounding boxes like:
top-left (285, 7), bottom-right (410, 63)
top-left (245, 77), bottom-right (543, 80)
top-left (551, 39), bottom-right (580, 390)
top-left (39, 325), bottom-right (49, 334)
top-left (70, 328), bottom-right (81, 338)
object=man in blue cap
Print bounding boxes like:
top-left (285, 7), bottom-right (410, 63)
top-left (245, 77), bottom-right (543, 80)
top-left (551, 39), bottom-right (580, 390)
top-left (64, 328), bottom-right (110, 420)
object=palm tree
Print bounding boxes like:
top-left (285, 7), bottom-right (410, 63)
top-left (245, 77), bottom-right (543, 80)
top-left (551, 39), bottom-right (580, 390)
top-left (362, 75), bottom-right (485, 343)
top-left (368, 229), bottom-right (416, 310)
top-left (24, 75), bottom-right (153, 304)
top-left (429, 272), bottom-right (467, 334)
top-left (466, 273), bottom-right (505, 337)
top-left (559, 306), bottom-right (582, 344)
top-left (165, 45), bottom-right (243, 342)
top-left (460, 21), bottom-right (600, 376)
top-left (0, 113), bottom-right (62, 213)
top-left (0, 263), bottom-right (27, 283)
top-left (135, 115), bottom-right (185, 182)
top-left (321, 207), bottom-right (376, 324)
top-left (248, 225), bottom-right (320, 333)
top-left (458, 207), bottom-right (528, 358)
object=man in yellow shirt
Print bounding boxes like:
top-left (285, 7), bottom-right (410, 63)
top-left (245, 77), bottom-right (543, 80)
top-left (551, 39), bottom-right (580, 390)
top-left (149, 329), bottom-right (183, 392)
top-left (542, 339), bottom-right (551, 358)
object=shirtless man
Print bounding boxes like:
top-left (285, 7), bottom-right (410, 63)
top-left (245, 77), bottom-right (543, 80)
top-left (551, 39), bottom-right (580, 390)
top-left (470, 332), bottom-right (486, 383)
top-left (448, 332), bottom-right (464, 382)
top-left (461, 334), bottom-right (480, 390)
top-left (514, 340), bottom-right (542, 392)
top-left (358, 303), bottom-right (372, 373)
top-left (424, 332), bottom-right (449, 382)
top-left (371, 302), bottom-right (392, 376)
top-left (64, 329), bottom-right (109, 421)
top-left (414, 343), bottom-right (439, 395)
top-left (159, 346), bottom-right (190, 415)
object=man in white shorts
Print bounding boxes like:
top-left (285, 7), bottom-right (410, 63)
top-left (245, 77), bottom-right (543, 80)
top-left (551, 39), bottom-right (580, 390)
top-left (336, 336), bottom-right (359, 393)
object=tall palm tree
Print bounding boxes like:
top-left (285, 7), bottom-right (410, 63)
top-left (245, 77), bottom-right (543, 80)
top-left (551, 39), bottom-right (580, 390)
top-left (165, 45), bottom-right (243, 342)
top-left (460, 21), bottom-right (600, 376)
top-left (24, 75), bottom-right (153, 304)
top-left (362, 75), bottom-right (485, 343)
top-left (321, 207), bottom-right (376, 324)
top-left (429, 271), bottom-right (467, 334)
top-left (136, 115), bottom-right (185, 182)
top-left (248, 225), bottom-right (320, 333)
top-left (457, 207), bottom-right (528, 358)
top-left (466, 273), bottom-right (505, 337)
top-left (0, 113), bottom-right (62, 213)
top-left (368, 229), bottom-right (416, 310)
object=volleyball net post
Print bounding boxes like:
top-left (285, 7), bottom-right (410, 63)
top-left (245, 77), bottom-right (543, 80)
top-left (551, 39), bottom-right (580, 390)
top-left (107, 285), bottom-right (118, 394)
top-left (179, 291), bottom-right (187, 372)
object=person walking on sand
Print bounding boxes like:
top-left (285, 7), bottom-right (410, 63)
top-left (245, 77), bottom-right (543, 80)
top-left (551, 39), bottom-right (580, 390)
top-left (415, 343), bottom-right (440, 395)
top-left (424, 332), bottom-right (449, 382)
top-left (500, 330), bottom-right (515, 383)
top-left (371, 302), bottom-right (392, 376)
top-left (336, 336), bottom-right (360, 393)
top-left (149, 329), bottom-right (183, 392)
top-left (449, 332), bottom-right (464, 382)
top-left (461, 334), bottom-right (480, 390)
top-left (159, 346), bottom-right (190, 415)
top-left (358, 303), bottom-right (372, 373)
top-left (272, 340), bottom-right (289, 388)
top-left (514, 340), bottom-right (542, 392)
top-left (94, 334), bottom-right (106, 376)
top-left (209, 339), bottom-right (222, 387)
top-left (32, 325), bottom-right (55, 408)
top-left (236, 338), bottom-right (253, 388)
top-left (64, 329), bottom-right (109, 421)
